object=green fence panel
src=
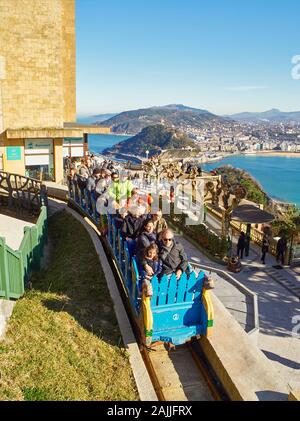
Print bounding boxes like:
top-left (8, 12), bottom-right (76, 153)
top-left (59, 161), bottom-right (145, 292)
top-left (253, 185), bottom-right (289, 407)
top-left (0, 237), bottom-right (11, 299)
top-left (6, 247), bottom-right (24, 298)
top-left (20, 227), bottom-right (33, 285)
top-left (0, 206), bottom-right (48, 300)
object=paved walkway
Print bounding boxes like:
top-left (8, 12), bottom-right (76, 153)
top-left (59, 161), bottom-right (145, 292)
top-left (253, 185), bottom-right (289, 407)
top-left (176, 230), bottom-right (300, 388)
top-left (0, 214), bottom-right (34, 250)
top-left (206, 211), bottom-right (300, 297)
top-left (234, 263), bottom-right (300, 387)
top-left (177, 235), bottom-right (256, 333)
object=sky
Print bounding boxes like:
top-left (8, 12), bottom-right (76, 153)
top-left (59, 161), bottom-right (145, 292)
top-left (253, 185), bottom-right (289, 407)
top-left (76, 0), bottom-right (300, 116)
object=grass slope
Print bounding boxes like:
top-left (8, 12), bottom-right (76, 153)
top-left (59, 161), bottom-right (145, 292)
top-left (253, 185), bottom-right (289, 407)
top-left (0, 211), bottom-right (138, 401)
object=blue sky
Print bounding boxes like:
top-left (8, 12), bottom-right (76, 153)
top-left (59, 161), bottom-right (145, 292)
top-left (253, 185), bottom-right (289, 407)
top-left (76, 0), bottom-right (300, 115)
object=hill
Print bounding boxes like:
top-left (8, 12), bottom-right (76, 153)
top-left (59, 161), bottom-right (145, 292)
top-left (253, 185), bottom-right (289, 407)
top-left (215, 166), bottom-right (269, 205)
top-left (103, 124), bottom-right (198, 157)
top-left (98, 104), bottom-right (228, 134)
top-left (229, 109), bottom-right (300, 123)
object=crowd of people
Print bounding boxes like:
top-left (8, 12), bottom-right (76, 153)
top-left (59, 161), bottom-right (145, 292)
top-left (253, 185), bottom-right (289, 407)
top-left (66, 155), bottom-right (189, 297)
top-left (115, 207), bottom-right (189, 297)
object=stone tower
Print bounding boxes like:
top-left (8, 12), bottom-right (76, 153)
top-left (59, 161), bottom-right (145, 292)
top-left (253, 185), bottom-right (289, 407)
top-left (0, 0), bottom-right (76, 131)
top-left (0, 0), bottom-right (80, 181)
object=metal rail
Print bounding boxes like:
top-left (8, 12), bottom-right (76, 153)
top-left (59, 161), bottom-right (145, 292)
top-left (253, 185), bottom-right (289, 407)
top-left (189, 261), bottom-right (259, 336)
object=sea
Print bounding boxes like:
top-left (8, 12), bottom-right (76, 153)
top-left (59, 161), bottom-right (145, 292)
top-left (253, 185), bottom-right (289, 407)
top-left (87, 134), bottom-right (300, 208)
top-left (88, 133), bottom-right (130, 154)
top-left (203, 155), bottom-right (300, 209)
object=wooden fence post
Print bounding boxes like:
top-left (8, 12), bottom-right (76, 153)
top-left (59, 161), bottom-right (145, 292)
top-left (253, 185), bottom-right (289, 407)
top-left (0, 237), bottom-right (11, 300)
top-left (30, 226), bottom-right (40, 271)
top-left (16, 250), bottom-right (25, 296)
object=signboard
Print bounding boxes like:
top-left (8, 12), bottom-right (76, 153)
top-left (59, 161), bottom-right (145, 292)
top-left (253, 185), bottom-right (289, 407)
top-left (63, 138), bottom-right (83, 146)
top-left (6, 146), bottom-right (21, 161)
top-left (25, 155), bottom-right (50, 166)
top-left (63, 137), bottom-right (84, 158)
top-left (71, 147), bottom-right (84, 157)
top-left (63, 147), bottom-right (69, 158)
top-left (25, 139), bottom-right (53, 155)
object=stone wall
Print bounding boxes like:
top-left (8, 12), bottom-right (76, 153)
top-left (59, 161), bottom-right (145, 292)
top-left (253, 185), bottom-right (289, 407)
top-left (61, 0), bottom-right (76, 123)
top-left (0, 0), bottom-right (76, 132)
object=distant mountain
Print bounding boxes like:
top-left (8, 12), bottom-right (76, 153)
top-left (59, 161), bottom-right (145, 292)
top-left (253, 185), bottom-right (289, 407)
top-left (103, 124), bottom-right (197, 157)
top-left (98, 104), bottom-right (228, 134)
top-left (77, 113), bottom-right (117, 124)
top-left (93, 113), bottom-right (117, 123)
top-left (229, 109), bottom-right (300, 123)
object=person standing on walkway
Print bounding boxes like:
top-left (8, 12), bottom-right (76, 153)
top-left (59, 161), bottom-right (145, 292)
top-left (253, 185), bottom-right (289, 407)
top-left (261, 234), bottom-right (270, 265)
top-left (276, 235), bottom-right (287, 266)
top-left (237, 232), bottom-right (246, 259)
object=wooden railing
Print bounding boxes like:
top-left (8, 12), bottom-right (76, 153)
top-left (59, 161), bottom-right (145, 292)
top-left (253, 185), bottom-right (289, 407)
top-left (0, 171), bottom-right (49, 299)
top-left (0, 171), bottom-right (48, 212)
top-left (206, 204), bottom-right (278, 255)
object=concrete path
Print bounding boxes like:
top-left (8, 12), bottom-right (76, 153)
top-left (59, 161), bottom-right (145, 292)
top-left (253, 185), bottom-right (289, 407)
top-left (234, 264), bottom-right (300, 387)
top-left (206, 211), bottom-right (300, 295)
top-left (176, 224), bottom-right (300, 388)
top-left (0, 214), bottom-right (34, 250)
top-left (177, 235), bottom-right (256, 333)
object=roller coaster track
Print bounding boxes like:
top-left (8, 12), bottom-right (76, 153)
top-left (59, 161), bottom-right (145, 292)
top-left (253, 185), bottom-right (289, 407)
top-left (142, 340), bottom-right (229, 401)
top-left (66, 194), bottom-right (229, 401)
top-left (96, 213), bottom-right (229, 401)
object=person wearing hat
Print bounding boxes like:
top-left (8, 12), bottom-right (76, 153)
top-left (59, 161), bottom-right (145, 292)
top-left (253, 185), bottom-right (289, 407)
top-left (151, 209), bottom-right (168, 238)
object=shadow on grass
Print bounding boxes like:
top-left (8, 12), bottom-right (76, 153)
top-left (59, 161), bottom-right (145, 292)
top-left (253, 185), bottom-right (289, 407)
top-left (41, 296), bottom-right (122, 347)
top-left (31, 210), bottom-right (123, 347)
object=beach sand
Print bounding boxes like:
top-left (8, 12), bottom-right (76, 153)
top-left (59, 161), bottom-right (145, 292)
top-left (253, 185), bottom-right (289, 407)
top-left (255, 151), bottom-right (300, 158)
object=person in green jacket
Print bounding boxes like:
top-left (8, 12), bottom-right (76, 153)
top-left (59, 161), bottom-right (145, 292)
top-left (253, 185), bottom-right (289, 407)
top-left (108, 171), bottom-right (133, 210)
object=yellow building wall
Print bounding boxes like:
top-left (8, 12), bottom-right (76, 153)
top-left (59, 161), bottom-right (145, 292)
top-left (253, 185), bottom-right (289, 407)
top-left (2, 139), bottom-right (25, 175)
top-left (61, 0), bottom-right (76, 123)
top-left (1, 137), bottom-right (65, 183)
top-left (0, 0), bottom-right (76, 132)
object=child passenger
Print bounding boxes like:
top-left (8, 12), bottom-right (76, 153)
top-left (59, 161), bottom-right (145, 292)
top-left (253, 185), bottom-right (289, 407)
top-left (141, 244), bottom-right (162, 297)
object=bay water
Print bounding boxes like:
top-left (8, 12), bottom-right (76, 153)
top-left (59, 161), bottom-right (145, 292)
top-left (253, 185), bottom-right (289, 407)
top-left (87, 134), bottom-right (300, 208)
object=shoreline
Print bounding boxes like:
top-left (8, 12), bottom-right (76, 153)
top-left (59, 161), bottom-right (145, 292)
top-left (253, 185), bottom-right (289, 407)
top-left (204, 151), bottom-right (300, 163)
top-left (203, 153), bottom-right (300, 209)
top-left (254, 151), bottom-right (300, 158)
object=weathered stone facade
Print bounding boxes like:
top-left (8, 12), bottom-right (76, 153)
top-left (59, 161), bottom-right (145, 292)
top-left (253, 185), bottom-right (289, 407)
top-left (0, 0), bottom-right (77, 180)
top-left (0, 0), bottom-right (109, 181)
top-left (0, 0), bottom-right (76, 131)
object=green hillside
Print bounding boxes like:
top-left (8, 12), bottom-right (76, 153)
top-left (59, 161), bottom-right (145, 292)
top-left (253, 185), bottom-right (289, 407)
top-left (103, 124), bottom-right (197, 157)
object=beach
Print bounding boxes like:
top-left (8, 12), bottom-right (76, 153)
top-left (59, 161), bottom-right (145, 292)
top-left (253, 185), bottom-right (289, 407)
top-left (251, 151), bottom-right (300, 158)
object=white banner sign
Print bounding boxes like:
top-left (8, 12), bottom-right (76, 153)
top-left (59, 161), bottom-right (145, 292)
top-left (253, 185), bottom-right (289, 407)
top-left (25, 155), bottom-right (50, 166)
